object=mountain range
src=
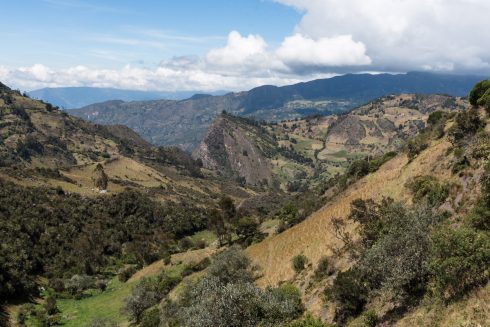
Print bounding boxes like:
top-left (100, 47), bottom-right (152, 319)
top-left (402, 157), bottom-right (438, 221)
top-left (28, 87), bottom-right (227, 109)
top-left (70, 72), bottom-right (484, 151)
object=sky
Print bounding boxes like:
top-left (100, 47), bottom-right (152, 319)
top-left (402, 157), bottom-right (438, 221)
top-left (1, 0), bottom-right (489, 92)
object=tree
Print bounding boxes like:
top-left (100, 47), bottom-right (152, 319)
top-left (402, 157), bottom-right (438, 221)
top-left (469, 80), bottom-right (490, 106)
top-left (429, 226), bottom-right (490, 301)
top-left (327, 269), bottom-right (368, 324)
top-left (92, 163), bottom-right (108, 190)
top-left (208, 246), bottom-right (253, 284)
top-left (236, 216), bottom-right (260, 245)
top-left (292, 254), bottom-right (308, 273)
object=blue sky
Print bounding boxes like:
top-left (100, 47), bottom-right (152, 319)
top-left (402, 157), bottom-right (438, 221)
top-left (0, 0), bottom-right (299, 68)
top-left (1, 0), bottom-right (489, 91)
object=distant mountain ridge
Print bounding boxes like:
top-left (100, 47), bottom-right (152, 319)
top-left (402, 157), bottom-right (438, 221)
top-left (28, 87), bottom-right (227, 109)
top-left (71, 72), bottom-right (485, 151)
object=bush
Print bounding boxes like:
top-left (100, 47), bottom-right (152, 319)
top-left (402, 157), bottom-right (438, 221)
top-left (208, 246), bottom-right (253, 284)
top-left (122, 278), bottom-right (162, 323)
top-left (292, 254), bottom-right (308, 273)
top-left (427, 111), bottom-right (445, 125)
top-left (48, 278), bottom-right (65, 293)
top-left (362, 309), bottom-right (379, 327)
top-left (471, 131), bottom-right (490, 160)
top-left (178, 237), bottom-right (195, 251)
top-left (469, 80), bottom-right (490, 106)
top-left (182, 257), bottom-right (211, 276)
top-left (179, 276), bottom-right (302, 327)
top-left (314, 256), bottom-right (334, 280)
top-left (65, 275), bottom-right (95, 295)
top-left (272, 283), bottom-right (304, 316)
top-left (236, 216), bottom-right (260, 245)
top-left (359, 204), bottom-right (439, 301)
top-left (118, 265), bottom-right (138, 282)
top-left (406, 134), bottom-right (428, 161)
top-left (43, 295), bottom-right (58, 315)
top-left (407, 176), bottom-right (449, 207)
top-left (139, 307), bottom-right (160, 327)
top-left (448, 109), bottom-right (484, 144)
top-left (327, 269), bottom-right (368, 324)
top-left (194, 239), bottom-right (207, 249)
top-left (122, 273), bottom-right (181, 322)
top-left (429, 226), bottom-right (490, 301)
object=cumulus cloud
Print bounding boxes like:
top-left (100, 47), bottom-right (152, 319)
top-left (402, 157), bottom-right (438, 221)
top-left (206, 31), bottom-right (268, 67)
top-left (0, 63), bottom-right (329, 92)
top-left (1, 30), bottom-right (344, 91)
top-left (276, 34), bottom-right (371, 68)
top-left (4, 1), bottom-right (490, 91)
top-left (274, 0), bottom-right (490, 74)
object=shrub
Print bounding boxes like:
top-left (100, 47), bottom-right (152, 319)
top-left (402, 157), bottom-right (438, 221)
top-left (179, 276), bottom-right (302, 327)
top-left (277, 202), bottom-right (300, 225)
top-left (208, 246), bottom-right (253, 284)
top-left (182, 257), bottom-right (211, 276)
top-left (407, 176), bottom-right (449, 207)
top-left (65, 275), bottom-right (95, 295)
top-left (471, 131), bottom-right (490, 160)
top-left (348, 198), bottom-right (385, 249)
top-left (118, 265), bottom-right (138, 282)
top-left (194, 239), bottom-right (207, 249)
top-left (314, 256), bottom-right (334, 280)
top-left (43, 295), bottom-right (58, 315)
top-left (469, 80), bottom-right (490, 106)
top-left (236, 216), bottom-right (260, 245)
top-left (327, 269), bottom-right (368, 324)
top-left (427, 111), bottom-right (445, 125)
top-left (448, 109), bottom-right (484, 144)
top-left (406, 134), bottom-right (428, 161)
top-left (48, 278), bottom-right (65, 293)
top-left (362, 309), bottom-right (379, 327)
top-left (122, 278), bottom-right (162, 323)
top-left (429, 226), bottom-right (490, 301)
top-left (359, 204), bottom-right (438, 301)
top-left (272, 283), bottom-right (304, 316)
top-left (347, 159), bottom-right (369, 179)
top-left (292, 254), bottom-right (308, 273)
top-left (178, 237), bottom-right (195, 251)
top-left (121, 274), bottom-right (180, 321)
top-left (368, 151), bottom-right (397, 173)
top-left (139, 307), bottom-right (160, 327)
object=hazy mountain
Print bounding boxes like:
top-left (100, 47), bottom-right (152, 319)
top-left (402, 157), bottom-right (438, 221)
top-left (28, 86), bottom-right (228, 109)
top-left (72, 72), bottom-right (484, 151)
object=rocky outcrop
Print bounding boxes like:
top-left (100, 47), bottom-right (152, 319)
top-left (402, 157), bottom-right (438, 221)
top-left (193, 114), bottom-right (274, 186)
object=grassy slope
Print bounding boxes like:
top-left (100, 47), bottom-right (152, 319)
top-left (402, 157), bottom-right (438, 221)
top-left (56, 278), bottom-right (134, 327)
top-left (14, 248), bottom-right (217, 327)
top-left (246, 138), bottom-right (460, 317)
top-left (395, 282), bottom-right (490, 327)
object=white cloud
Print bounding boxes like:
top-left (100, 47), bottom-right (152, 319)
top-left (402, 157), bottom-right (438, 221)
top-left (205, 31), bottom-right (276, 72)
top-left (276, 34), bottom-right (371, 68)
top-left (274, 0), bottom-right (490, 73)
top-left (4, 1), bottom-right (490, 92)
top-left (0, 63), bottom-right (332, 92)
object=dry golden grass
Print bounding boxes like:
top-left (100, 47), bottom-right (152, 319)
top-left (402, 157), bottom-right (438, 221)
top-left (246, 139), bottom-right (455, 289)
top-left (394, 282), bottom-right (490, 327)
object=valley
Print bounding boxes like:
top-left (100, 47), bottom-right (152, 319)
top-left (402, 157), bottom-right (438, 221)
top-left (70, 72), bottom-right (480, 151)
top-left (1, 79), bottom-right (490, 327)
